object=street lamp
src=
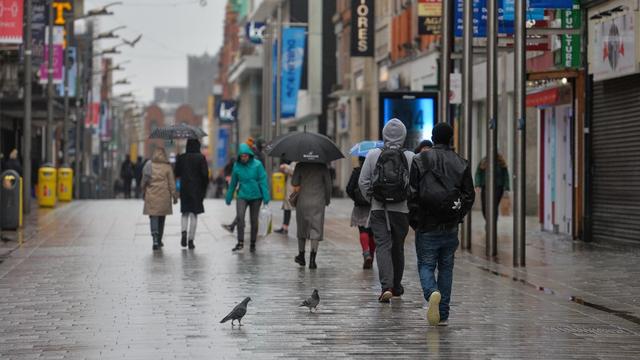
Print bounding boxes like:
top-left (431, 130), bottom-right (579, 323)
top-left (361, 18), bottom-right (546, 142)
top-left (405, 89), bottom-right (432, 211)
top-left (84, 2), bottom-right (123, 18)
top-left (93, 26), bottom-right (126, 41)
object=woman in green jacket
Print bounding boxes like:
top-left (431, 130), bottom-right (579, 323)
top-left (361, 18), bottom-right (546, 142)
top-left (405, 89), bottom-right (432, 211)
top-left (225, 143), bottom-right (270, 252)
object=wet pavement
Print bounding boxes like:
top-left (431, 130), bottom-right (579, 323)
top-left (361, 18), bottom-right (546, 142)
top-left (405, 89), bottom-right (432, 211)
top-left (1, 199), bottom-right (639, 359)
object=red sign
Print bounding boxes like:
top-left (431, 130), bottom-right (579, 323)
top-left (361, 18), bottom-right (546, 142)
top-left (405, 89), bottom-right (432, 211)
top-left (0, 0), bottom-right (24, 44)
top-left (526, 88), bottom-right (558, 108)
top-left (85, 103), bottom-right (100, 128)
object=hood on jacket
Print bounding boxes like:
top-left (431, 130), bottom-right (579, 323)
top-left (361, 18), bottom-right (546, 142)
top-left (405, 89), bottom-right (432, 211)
top-left (382, 118), bottom-right (407, 149)
top-left (152, 147), bottom-right (169, 164)
top-left (238, 143), bottom-right (255, 160)
top-left (186, 139), bottom-right (201, 154)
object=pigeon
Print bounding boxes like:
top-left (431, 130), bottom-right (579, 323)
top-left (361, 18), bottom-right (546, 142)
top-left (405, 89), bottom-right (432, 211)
top-left (220, 297), bottom-right (251, 326)
top-left (300, 289), bottom-right (320, 312)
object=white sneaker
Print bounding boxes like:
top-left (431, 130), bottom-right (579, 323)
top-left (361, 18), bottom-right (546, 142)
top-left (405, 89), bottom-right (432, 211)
top-left (437, 319), bottom-right (449, 327)
top-left (427, 291), bottom-right (441, 326)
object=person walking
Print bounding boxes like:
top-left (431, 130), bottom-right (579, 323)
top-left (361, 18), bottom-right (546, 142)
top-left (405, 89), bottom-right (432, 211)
top-left (2, 149), bottom-right (23, 176)
top-left (274, 161), bottom-right (296, 235)
top-left (141, 148), bottom-right (178, 251)
top-left (120, 156), bottom-right (135, 199)
top-left (225, 143), bottom-right (270, 252)
top-left (359, 118), bottom-right (415, 303)
top-left (346, 157), bottom-right (375, 269)
top-left (175, 139), bottom-right (209, 249)
top-left (292, 162), bottom-right (332, 269)
top-left (475, 154), bottom-right (510, 220)
top-left (409, 123), bottom-right (475, 326)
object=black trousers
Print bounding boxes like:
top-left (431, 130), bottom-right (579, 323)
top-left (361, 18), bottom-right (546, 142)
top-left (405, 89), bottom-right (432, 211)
top-left (369, 211), bottom-right (409, 291)
top-left (481, 187), bottom-right (504, 220)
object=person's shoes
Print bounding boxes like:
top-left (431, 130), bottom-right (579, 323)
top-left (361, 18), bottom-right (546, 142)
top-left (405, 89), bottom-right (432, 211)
top-left (309, 251), bottom-right (317, 269)
top-left (222, 224), bottom-right (235, 233)
top-left (181, 231), bottom-right (187, 247)
top-left (232, 243), bottom-right (244, 252)
top-left (363, 254), bottom-right (373, 269)
top-left (378, 289), bottom-right (393, 303)
top-left (188, 240), bottom-right (195, 250)
top-left (159, 240), bottom-right (164, 248)
top-left (274, 228), bottom-right (288, 235)
top-left (250, 244), bottom-right (256, 252)
top-left (438, 319), bottom-right (449, 327)
top-left (295, 252), bottom-right (306, 266)
top-left (392, 284), bottom-right (404, 297)
top-left (427, 291), bottom-right (442, 326)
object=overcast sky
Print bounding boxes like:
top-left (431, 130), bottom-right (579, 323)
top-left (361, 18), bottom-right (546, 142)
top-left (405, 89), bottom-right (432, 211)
top-left (85, 0), bottom-right (226, 103)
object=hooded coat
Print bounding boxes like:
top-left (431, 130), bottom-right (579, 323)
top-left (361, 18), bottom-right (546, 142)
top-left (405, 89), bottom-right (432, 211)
top-left (175, 139), bottom-right (209, 214)
top-left (225, 143), bottom-right (270, 204)
top-left (358, 118), bottom-right (415, 214)
top-left (142, 148), bottom-right (177, 216)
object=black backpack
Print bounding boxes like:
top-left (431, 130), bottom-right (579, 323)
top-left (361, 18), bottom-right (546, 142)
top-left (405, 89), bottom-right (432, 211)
top-left (346, 167), bottom-right (370, 207)
top-left (371, 148), bottom-right (409, 204)
top-left (418, 152), bottom-right (466, 223)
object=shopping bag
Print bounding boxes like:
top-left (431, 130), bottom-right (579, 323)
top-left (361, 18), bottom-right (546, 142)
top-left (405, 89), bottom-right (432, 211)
top-left (258, 205), bottom-right (273, 237)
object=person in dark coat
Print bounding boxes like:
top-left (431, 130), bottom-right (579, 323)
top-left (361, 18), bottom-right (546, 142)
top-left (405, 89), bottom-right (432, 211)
top-left (174, 139), bottom-right (209, 249)
top-left (475, 154), bottom-right (510, 220)
top-left (3, 149), bottom-right (23, 176)
top-left (120, 156), bottom-right (134, 199)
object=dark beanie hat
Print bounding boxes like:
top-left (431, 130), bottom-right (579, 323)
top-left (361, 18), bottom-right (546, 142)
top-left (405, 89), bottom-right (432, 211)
top-left (432, 123), bottom-right (454, 145)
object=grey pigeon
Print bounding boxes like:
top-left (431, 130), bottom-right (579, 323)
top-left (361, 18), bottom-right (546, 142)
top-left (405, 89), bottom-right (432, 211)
top-left (300, 289), bottom-right (320, 312)
top-left (220, 297), bottom-right (251, 326)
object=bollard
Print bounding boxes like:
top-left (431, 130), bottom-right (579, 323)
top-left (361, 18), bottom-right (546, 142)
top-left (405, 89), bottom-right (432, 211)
top-left (1, 170), bottom-right (23, 230)
top-left (38, 165), bottom-right (57, 207)
top-left (271, 172), bottom-right (285, 201)
top-left (57, 167), bottom-right (73, 202)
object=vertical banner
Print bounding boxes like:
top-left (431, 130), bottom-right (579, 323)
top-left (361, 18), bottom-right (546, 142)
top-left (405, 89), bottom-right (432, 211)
top-left (350, 0), bottom-right (374, 57)
top-left (0, 0), bottom-right (24, 44)
top-left (418, 0), bottom-right (442, 35)
top-left (280, 27), bottom-right (306, 118)
top-left (38, 26), bottom-right (64, 84)
top-left (24, 0), bottom-right (47, 67)
top-left (57, 46), bottom-right (77, 96)
top-left (558, 0), bottom-right (581, 69)
top-left (216, 128), bottom-right (230, 168)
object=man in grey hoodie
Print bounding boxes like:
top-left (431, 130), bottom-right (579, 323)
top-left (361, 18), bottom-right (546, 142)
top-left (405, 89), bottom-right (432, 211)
top-left (359, 118), bottom-right (415, 303)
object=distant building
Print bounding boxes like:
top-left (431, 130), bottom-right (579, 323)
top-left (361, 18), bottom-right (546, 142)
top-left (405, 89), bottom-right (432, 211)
top-left (154, 87), bottom-right (187, 106)
top-left (188, 53), bottom-right (218, 116)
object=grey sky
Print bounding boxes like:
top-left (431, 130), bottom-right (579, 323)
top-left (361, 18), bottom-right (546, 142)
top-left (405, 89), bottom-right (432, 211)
top-left (85, 0), bottom-right (226, 103)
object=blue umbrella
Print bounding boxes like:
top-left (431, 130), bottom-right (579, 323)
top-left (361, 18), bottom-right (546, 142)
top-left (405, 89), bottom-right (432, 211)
top-left (350, 140), bottom-right (384, 157)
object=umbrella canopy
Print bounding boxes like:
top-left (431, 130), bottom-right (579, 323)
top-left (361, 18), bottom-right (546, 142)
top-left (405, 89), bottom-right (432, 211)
top-left (149, 123), bottom-right (207, 140)
top-left (267, 132), bottom-right (344, 164)
top-left (350, 140), bottom-right (383, 157)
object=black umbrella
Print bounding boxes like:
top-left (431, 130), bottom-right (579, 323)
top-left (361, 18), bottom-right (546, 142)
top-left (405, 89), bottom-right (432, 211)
top-left (266, 131), bottom-right (344, 164)
top-left (149, 123), bottom-right (207, 140)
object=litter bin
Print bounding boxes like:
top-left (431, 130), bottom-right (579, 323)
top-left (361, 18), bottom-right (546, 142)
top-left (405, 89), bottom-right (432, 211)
top-left (57, 167), bottom-right (73, 202)
top-left (38, 165), bottom-right (57, 207)
top-left (271, 172), bottom-right (285, 201)
top-left (1, 170), bottom-right (23, 230)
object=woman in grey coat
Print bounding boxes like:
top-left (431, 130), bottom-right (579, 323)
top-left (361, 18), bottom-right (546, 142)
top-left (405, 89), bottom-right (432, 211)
top-left (291, 162), bottom-right (332, 269)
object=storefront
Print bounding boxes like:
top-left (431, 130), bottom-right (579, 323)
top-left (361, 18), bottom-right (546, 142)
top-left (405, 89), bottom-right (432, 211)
top-left (527, 86), bottom-right (575, 235)
top-left (587, 1), bottom-right (640, 243)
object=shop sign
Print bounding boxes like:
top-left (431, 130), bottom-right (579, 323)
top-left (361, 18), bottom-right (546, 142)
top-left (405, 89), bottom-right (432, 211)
top-left (245, 21), bottom-right (266, 44)
top-left (217, 100), bottom-right (238, 123)
top-left (418, 0), bottom-right (442, 35)
top-left (592, 10), bottom-right (637, 81)
top-left (350, 0), bottom-right (374, 57)
top-left (557, 0), bottom-right (581, 69)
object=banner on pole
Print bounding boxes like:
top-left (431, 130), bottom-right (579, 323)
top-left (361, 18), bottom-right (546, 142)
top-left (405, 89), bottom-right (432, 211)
top-left (38, 26), bottom-right (64, 84)
top-left (280, 27), bottom-right (306, 118)
top-left (0, 0), bottom-right (23, 44)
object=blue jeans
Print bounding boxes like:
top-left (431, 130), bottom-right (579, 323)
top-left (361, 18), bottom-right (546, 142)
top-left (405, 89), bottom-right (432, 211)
top-left (415, 228), bottom-right (459, 321)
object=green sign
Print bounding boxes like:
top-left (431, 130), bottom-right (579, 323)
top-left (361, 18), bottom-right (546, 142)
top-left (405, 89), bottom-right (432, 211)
top-left (231, 0), bottom-right (249, 18)
top-left (557, 0), bottom-right (581, 68)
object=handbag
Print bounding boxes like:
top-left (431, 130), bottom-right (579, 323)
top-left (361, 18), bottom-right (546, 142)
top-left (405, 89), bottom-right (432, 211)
top-left (289, 190), bottom-right (300, 208)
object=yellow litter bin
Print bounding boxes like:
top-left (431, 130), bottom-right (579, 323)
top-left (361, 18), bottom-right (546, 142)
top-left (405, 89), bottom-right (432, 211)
top-left (57, 167), bottom-right (73, 202)
top-left (271, 172), bottom-right (285, 201)
top-left (38, 166), bottom-right (57, 207)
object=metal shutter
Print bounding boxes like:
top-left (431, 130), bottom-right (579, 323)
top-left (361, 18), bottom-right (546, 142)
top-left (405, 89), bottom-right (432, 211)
top-left (592, 74), bottom-right (640, 243)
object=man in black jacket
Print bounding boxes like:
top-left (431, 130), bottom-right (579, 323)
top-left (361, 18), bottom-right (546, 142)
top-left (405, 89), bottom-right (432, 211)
top-left (408, 123), bottom-right (475, 326)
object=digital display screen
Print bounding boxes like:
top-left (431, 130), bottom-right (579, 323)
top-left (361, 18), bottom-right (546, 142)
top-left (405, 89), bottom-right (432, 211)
top-left (379, 92), bottom-right (438, 151)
